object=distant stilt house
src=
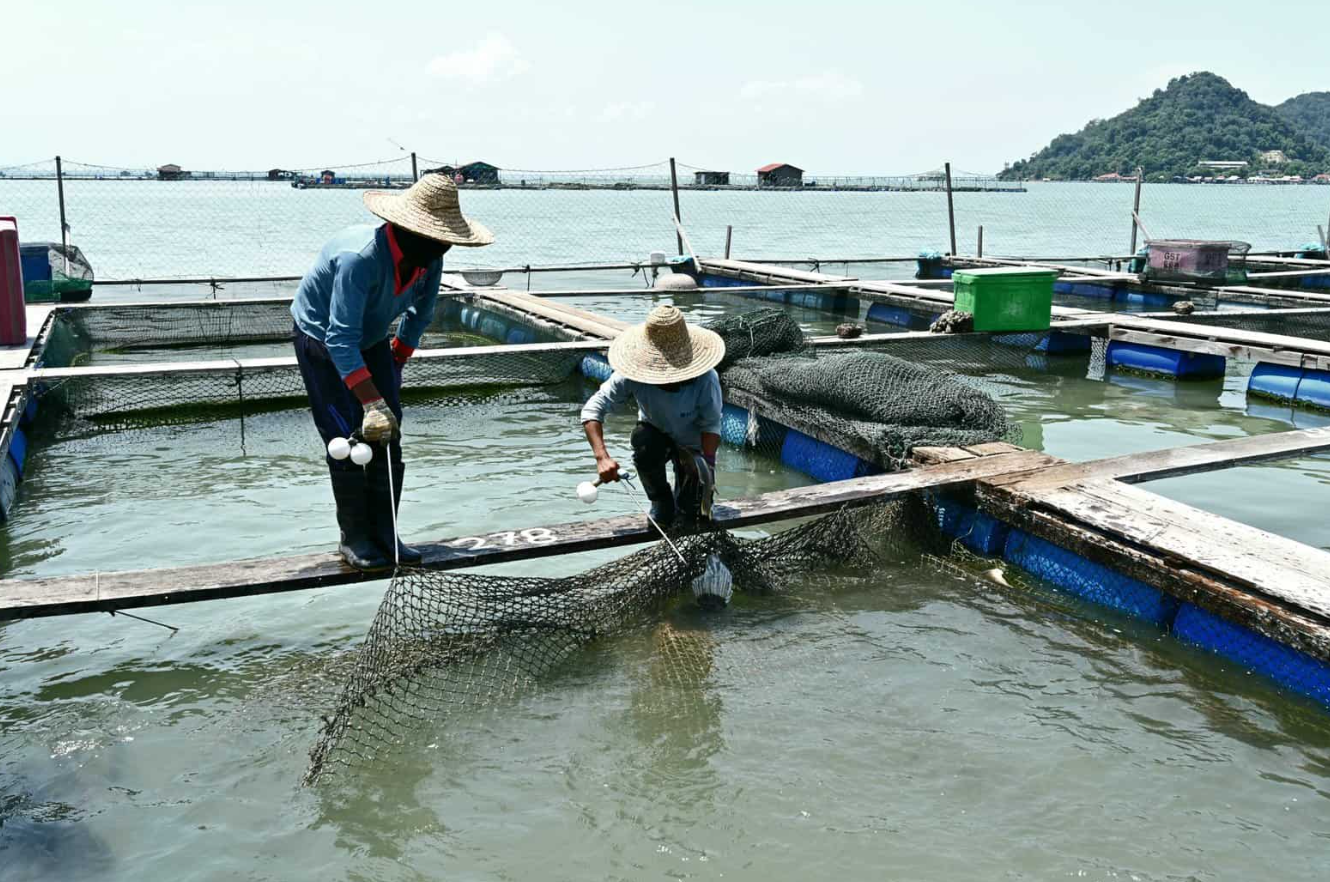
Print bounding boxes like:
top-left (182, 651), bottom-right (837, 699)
top-left (320, 170), bottom-right (335, 185)
top-left (428, 161), bottom-right (500, 184)
top-left (756, 163), bottom-right (803, 188)
top-left (694, 170), bottom-right (730, 186)
top-left (267, 168), bottom-right (293, 181)
top-left (156, 163), bottom-right (187, 181)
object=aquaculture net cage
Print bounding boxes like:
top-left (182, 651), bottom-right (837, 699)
top-left (295, 309), bottom-right (1023, 782)
top-left (1141, 239), bottom-right (1251, 285)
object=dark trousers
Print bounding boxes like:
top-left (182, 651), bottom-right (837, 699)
top-left (292, 325), bottom-right (403, 472)
top-left (631, 421), bottom-right (710, 517)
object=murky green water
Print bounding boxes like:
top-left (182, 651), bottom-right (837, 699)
top-left (6, 183), bottom-right (1330, 879)
top-left (5, 339), bottom-right (1330, 879)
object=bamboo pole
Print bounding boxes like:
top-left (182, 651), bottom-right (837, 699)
top-left (411, 152), bottom-right (418, 182)
top-left (944, 162), bottom-right (957, 255)
top-left (670, 157), bottom-right (683, 255)
top-left (977, 225), bottom-right (984, 258)
top-left (724, 225), bottom-right (733, 259)
top-left (1129, 167), bottom-right (1144, 254)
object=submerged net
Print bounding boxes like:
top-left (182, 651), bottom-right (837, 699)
top-left (706, 309), bottom-right (1020, 469)
top-left (304, 498), bottom-right (942, 783)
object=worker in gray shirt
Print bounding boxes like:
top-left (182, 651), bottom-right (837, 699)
top-left (582, 305), bottom-right (726, 531)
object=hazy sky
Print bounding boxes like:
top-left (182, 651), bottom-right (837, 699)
top-left (5, 0), bottom-right (1324, 174)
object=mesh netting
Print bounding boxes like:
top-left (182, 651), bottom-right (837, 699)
top-left (303, 497), bottom-right (941, 783)
top-left (1147, 308), bottom-right (1330, 344)
top-left (33, 348), bottom-right (589, 438)
top-left (706, 309), bottom-right (1020, 469)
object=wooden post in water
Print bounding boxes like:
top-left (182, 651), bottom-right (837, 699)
top-left (670, 157), bottom-right (683, 255)
top-left (944, 162), bottom-right (957, 255)
top-left (55, 155), bottom-right (69, 252)
top-left (55, 155), bottom-right (70, 276)
top-left (411, 152), bottom-right (418, 182)
top-left (1129, 167), bottom-right (1144, 254)
top-left (724, 225), bottom-right (733, 259)
top-left (977, 225), bottom-right (984, 258)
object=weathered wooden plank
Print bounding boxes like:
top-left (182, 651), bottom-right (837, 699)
top-left (911, 446), bottom-right (978, 465)
top-left (478, 290), bottom-right (629, 339)
top-left (1107, 327), bottom-right (1307, 368)
top-left (976, 482), bottom-right (1330, 661)
top-left (700, 257), bottom-right (857, 284)
top-left (1022, 478), bottom-right (1330, 620)
top-left (29, 340), bottom-right (610, 382)
top-left (0, 449), bottom-right (1053, 620)
top-left (985, 426), bottom-right (1330, 492)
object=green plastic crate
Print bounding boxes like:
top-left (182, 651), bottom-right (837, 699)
top-left (952, 267), bottom-right (1056, 332)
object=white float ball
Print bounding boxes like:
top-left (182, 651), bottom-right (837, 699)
top-left (327, 437), bottom-right (352, 460)
top-left (576, 481), bottom-right (599, 504)
top-left (350, 443), bottom-right (374, 466)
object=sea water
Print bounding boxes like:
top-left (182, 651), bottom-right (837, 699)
top-left (3, 183), bottom-right (1330, 879)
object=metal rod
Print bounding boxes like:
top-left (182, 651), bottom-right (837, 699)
top-left (619, 475), bottom-right (687, 565)
top-left (724, 225), bottom-right (733, 259)
top-left (669, 157), bottom-right (683, 255)
top-left (411, 152), bottom-right (418, 182)
top-left (109, 609), bottom-right (179, 633)
top-left (944, 161), bottom-right (957, 255)
top-left (977, 225), bottom-right (984, 258)
top-left (1130, 167), bottom-right (1144, 254)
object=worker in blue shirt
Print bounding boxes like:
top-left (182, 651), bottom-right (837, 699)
top-left (292, 174), bottom-right (493, 570)
top-left (581, 305), bottom-right (726, 532)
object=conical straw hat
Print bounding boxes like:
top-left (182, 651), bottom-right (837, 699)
top-left (608, 305), bottom-right (725, 384)
top-left (362, 174), bottom-right (494, 247)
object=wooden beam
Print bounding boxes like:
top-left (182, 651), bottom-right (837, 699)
top-left (977, 481), bottom-right (1330, 661)
top-left (0, 449), bottom-right (1053, 620)
top-left (983, 426), bottom-right (1330, 492)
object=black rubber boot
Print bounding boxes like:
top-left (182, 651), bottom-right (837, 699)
top-left (328, 467), bottom-right (391, 571)
top-left (366, 457), bottom-right (422, 565)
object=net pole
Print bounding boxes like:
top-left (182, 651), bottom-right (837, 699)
top-left (724, 224), bottom-right (733, 259)
top-left (1129, 167), bottom-right (1144, 254)
top-left (977, 225), bottom-right (984, 258)
top-left (55, 155), bottom-right (70, 274)
top-left (944, 161), bottom-right (957, 255)
top-left (670, 157), bottom-right (683, 255)
top-left (411, 152), bottom-right (418, 182)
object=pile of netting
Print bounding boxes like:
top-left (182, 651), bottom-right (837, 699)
top-left (705, 308), bottom-right (1019, 469)
top-left (303, 498), bottom-right (942, 783)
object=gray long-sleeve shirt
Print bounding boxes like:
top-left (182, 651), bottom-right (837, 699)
top-left (580, 370), bottom-right (723, 450)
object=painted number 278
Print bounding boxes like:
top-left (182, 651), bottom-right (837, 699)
top-left (454, 528), bottom-right (557, 551)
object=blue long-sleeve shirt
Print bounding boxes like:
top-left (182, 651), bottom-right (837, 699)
top-left (580, 370), bottom-right (723, 450)
top-left (291, 223), bottom-right (443, 386)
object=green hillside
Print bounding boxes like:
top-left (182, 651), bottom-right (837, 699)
top-left (1277, 91), bottom-right (1330, 150)
top-left (1000, 72), bottom-right (1330, 181)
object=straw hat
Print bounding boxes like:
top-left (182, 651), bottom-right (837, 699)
top-left (362, 174), bottom-right (494, 247)
top-left (608, 305), bottom-right (725, 384)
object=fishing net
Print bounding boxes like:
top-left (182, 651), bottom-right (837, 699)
top-left (303, 496), bottom-right (943, 783)
top-left (706, 309), bottom-right (1020, 469)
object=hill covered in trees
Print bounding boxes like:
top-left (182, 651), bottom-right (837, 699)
top-left (1277, 91), bottom-right (1330, 151)
top-left (999, 73), bottom-right (1330, 181)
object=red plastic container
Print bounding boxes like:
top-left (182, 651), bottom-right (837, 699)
top-left (0, 217), bottom-right (25, 345)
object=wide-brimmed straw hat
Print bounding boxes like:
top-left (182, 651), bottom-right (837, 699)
top-left (608, 305), bottom-right (726, 384)
top-left (362, 174), bottom-right (494, 247)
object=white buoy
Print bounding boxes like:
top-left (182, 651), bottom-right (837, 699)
top-left (327, 437), bottom-right (352, 460)
top-left (576, 481), bottom-right (599, 505)
top-left (350, 442), bottom-right (374, 466)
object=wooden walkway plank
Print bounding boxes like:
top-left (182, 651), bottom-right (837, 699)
top-left (0, 449), bottom-right (1052, 620)
top-left (1031, 479), bottom-right (1330, 619)
top-left (984, 426), bottom-right (1330, 492)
